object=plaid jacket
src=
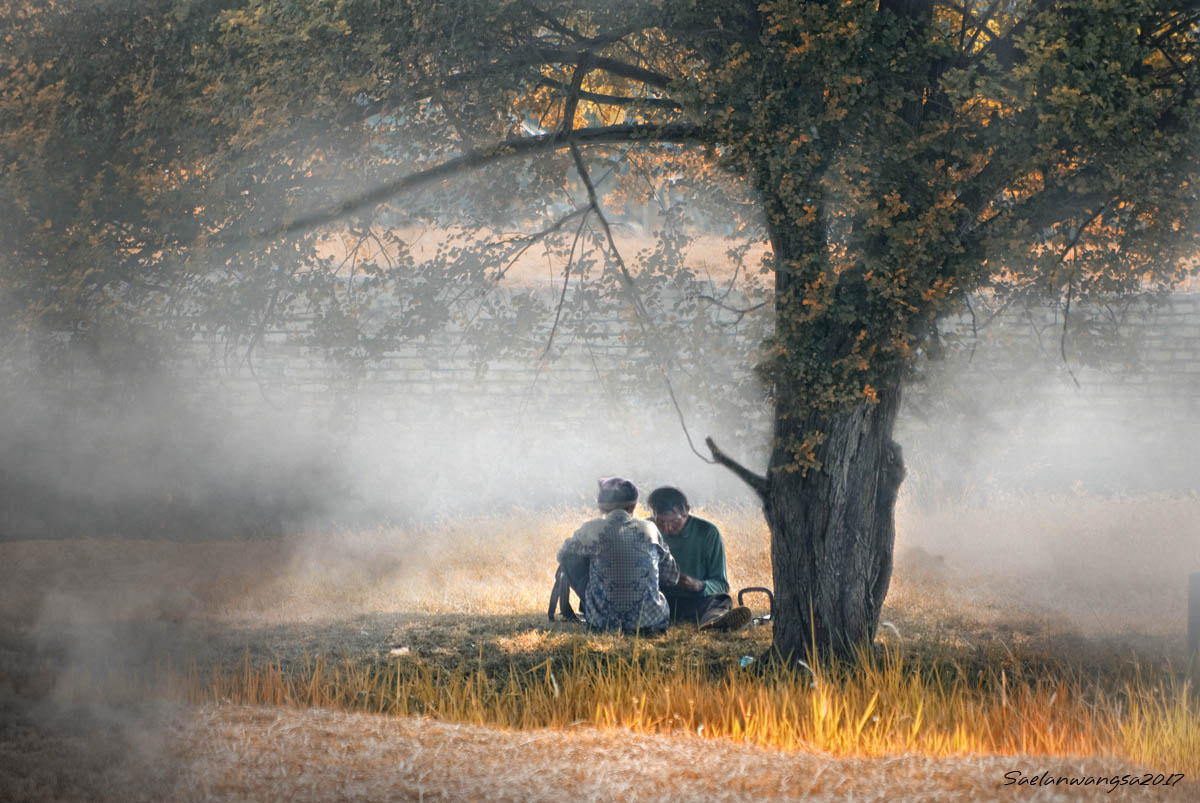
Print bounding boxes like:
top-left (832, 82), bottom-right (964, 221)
top-left (557, 509), bottom-right (679, 633)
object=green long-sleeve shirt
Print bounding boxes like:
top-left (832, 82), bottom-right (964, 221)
top-left (659, 515), bottom-right (730, 597)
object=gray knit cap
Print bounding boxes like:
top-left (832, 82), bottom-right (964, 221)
top-left (597, 476), bottom-right (638, 506)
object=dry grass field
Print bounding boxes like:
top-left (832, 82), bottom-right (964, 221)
top-left (2, 495), bottom-right (1199, 801)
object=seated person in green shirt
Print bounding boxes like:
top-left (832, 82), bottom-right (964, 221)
top-left (647, 486), bottom-right (752, 632)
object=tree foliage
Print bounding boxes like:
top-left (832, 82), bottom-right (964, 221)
top-left (2, 0), bottom-right (1198, 652)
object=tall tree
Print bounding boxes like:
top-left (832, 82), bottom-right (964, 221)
top-left (3, 0), bottom-right (1197, 658)
top-left (306, 0), bottom-right (1199, 660)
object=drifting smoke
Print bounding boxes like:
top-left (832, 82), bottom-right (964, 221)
top-left (2, 3), bottom-right (1197, 799)
top-left (4, 282), bottom-right (1200, 800)
top-left (894, 299), bottom-right (1200, 641)
top-left (0, 346), bottom-right (769, 543)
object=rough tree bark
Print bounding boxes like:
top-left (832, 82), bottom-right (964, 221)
top-left (707, 203), bottom-right (909, 662)
top-left (710, 387), bottom-right (905, 663)
top-left (708, 0), bottom-right (923, 662)
top-left (763, 389), bottom-right (905, 661)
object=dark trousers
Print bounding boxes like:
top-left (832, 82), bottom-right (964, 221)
top-left (665, 590), bottom-right (732, 626)
top-left (559, 554), bottom-right (591, 600)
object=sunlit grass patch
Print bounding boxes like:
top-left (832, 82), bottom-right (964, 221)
top-left (176, 636), bottom-right (1200, 775)
top-left (6, 492), bottom-right (1200, 790)
top-left (495, 629), bottom-right (574, 656)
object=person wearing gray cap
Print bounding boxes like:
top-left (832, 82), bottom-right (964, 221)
top-left (555, 477), bottom-right (680, 634)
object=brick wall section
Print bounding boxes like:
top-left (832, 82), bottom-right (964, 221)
top-left (6, 290), bottom-right (1195, 539)
top-left (920, 292), bottom-right (1200, 413)
top-left (191, 289), bottom-right (1200, 503)
top-left (219, 291), bottom-right (1200, 422)
top-left (898, 292), bottom-right (1200, 500)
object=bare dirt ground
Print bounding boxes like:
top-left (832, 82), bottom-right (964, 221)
top-left (2, 500), bottom-right (1198, 801)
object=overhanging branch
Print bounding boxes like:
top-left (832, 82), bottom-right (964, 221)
top-left (558, 52), bottom-right (592, 135)
top-left (538, 77), bottom-right (683, 110)
top-left (539, 48), bottom-right (675, 89)
top-left (567, 142), bottom-right (717, 466)
top-left (706, 437), bottom-right (768, 498)
top-left (266, 123), bottom-right (705, 237)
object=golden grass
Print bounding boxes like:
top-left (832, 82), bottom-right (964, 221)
top-left (5, 493), bottom-right (1200, 799)
top-left (168, 635), bottom-right (1200, 778)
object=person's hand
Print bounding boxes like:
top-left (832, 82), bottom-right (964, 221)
top-left (677, 573), bottom-right (705, 594)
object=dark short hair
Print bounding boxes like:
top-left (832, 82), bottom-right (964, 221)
top-left (647, 486), bottom-right (689, 516)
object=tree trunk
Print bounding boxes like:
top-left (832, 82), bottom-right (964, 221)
top-left (708, 380), bottom-right (906, 663)
top-left (702, 222), bottom-right (908, 660)
top-left (716, 190), bottom-right (909, 662)
top-left (701, 0), bottom-right (928, 664)
top-left (763, 386), bottom-right (905, 661)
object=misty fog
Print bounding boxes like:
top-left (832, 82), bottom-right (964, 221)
top-left (3, 2), bottom-right (1199, 799)
top-left (3, 286), bottom-right (1199, 637)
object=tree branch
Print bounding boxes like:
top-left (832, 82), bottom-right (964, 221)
top-left (431, 44), bottom-right (676, 97)
top-left (537, 77), bottom-right (683, 110)
top-left (693, 293), bottom-right (767, 325)
top-left (526, 12), bottom-right (640, 50)
top-left (961, 171), bottom-right (1108, 250)
top-left (694, 294), bottom-right (767, 315)
top-left (568, 142), bottom-right (717, 466)
top-left (550, 49), bottom-right (675, 90)
top-left (541, 208), bottom-right (590, 361)
top-left (558, 52), bottom-right (592, 134)
top-left (489, 204), bottom-right (590, 282)
top-left (963, 0), bottom-right (1003, 54)
top-left (705, 437), bottom-right (769, 498)
top-left (264, 123), bottom-right (706, 237)
top-left (528, 7), bottom-right (587, 43)
top-left (1057, 203), bottom-right (1107, 389)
